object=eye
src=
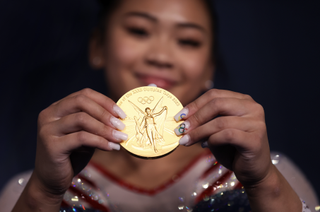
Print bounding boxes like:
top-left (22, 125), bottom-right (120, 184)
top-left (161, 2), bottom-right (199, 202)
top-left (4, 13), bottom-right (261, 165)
top-left (127, 27), bottom-right (149, 38)
top-left (179, 39), bottom-right (201, 48)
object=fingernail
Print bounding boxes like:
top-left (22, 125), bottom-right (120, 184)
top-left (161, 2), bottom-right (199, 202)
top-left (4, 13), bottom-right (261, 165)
top-left (113, 130), bottom-right (128, 141)
top-left (179, 134), bottom-right (190, 146)
top-left (148, 83), bottom-right (157, 87)
top-left (174, 121), bottom-right (190, 136)
top-left (113, 105), bottom-right (127, 119)
top-left (174, 108), bottom-right (189, 122)
top-left (201, 141), bottom-right (209, 148)
top-left (110, 116), bottom-right (125, 130)
top-left (108, 142), bottom-right (120, 151)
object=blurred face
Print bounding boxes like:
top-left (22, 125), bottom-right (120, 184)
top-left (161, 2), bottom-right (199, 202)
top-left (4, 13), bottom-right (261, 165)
top-left (90, 0), bottom-right (214, 106)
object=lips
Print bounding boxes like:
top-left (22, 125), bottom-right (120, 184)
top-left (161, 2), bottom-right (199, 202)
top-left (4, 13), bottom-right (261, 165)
top-left (136, 74), bottom-right (177, 90)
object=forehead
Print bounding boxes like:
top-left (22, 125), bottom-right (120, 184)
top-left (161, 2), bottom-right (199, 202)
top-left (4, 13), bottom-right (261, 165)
top-left (114, 0), bottom-right (211, 29)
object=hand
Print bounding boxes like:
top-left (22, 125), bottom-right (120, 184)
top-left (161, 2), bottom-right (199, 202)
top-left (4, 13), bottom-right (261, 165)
top-left (33, 88), bottom-right (127, 197)
top-left (174, 89), bottom-right (271, 187)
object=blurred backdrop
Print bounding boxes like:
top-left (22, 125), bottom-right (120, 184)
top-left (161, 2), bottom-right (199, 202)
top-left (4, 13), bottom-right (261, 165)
top-left (0, 0), bottom-right (319, 199)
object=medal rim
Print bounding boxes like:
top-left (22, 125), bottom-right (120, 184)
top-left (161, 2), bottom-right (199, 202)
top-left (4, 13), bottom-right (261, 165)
top-left (116, 86), bottom-right (183, 159)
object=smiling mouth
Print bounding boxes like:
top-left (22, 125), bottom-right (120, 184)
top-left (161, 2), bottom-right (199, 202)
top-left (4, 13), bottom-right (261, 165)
top-left (136, 74), bottom-right (177, 90)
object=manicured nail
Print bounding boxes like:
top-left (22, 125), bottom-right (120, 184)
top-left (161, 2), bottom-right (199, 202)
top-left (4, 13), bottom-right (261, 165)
top-left (201, 141), bottom-right (209, 148)
top-left (179, 134), bottom-right (190, 146)
top-left (148, 84), bottom-right (157, 87)
top-left (174, 108), bottom-right (189, 122)
top-left (110, 116), bottom-right (125, 130)
top-left (113, 130), bottom-right (128, 141)
top-left (113, 105), bottom-right (127, 119)
top-left (174, 121), bottom-right (190, 136)
top-left (108, 142), bottom-right (120, 151)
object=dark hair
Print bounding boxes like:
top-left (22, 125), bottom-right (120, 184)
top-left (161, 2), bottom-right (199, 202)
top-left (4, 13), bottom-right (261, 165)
top-left (97, 0), bottom-right (122, 32)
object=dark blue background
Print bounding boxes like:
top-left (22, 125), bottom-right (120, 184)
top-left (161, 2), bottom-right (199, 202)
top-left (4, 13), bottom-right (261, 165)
top-left (0, 0), bottom-right (319, 200)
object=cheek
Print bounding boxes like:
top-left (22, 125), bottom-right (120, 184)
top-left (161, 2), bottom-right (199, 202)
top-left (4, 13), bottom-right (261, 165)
top-left (106, 39), bottom-right (137, 70)
top-left (179, 51), bottom-right (210, 81)
top-left (172, 50), bottom-right (211, 105)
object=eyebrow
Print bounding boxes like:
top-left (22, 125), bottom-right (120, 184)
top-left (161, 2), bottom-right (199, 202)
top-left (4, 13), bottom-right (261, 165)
top-left (124, 12), bottom-right (157, 22)
top-left (176, 23), bottom-right (206, 33)
top-left (124, 11), bottom-right (206, 33)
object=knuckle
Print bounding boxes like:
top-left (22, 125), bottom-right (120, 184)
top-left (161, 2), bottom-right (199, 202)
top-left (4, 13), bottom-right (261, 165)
top-left (37, 123), bottom-right (51, 141)
top-left (187, 101), bottom-right (198, 113)
top-left (207, 89), bottom-right (218, 99)
top-left (253, 103), bottom-right (265, 117)
top-left (74, 94), bottom-right (87, 105)
top-left (208, 98), bottom-right (220, 109)
top-left (74, 112), bottom-right (88, 126)
top-left (100, 109), bottom-right (109, 121)
top-left (80, 88), bottom-right (93, 96)
top-left (77, 131), bottom-right (88, 144)
top-left (243, 94), bottom-right (253, 100)
top-left (97, 137), bottom-right (105, 147)
top-left (257, 103), bottom-right (265, 113)
top-left (97, 125), bottom-right (109, 138)
top-left (224, 129), bottom-right (235, 141)
top-left (192, 112), bottom-right (202, 126)
top-left (215, 117), bottom-right (227, 130)
top-left (38, 109), bottom-right (48, 124)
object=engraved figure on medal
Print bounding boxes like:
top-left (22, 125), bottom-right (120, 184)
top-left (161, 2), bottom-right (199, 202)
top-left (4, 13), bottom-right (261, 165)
top-left (117, 86), bottom-right (183, 158)
top-left (128, 97), bottom-right (167, 153)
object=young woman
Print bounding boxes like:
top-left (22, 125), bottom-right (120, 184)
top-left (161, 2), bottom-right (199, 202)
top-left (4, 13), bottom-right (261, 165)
top-left (1, 0), bottom-right (318, 211)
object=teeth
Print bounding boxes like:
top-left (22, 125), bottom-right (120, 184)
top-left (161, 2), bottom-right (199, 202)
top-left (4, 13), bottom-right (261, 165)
top-left (148, 84), bottom-right (158, 87)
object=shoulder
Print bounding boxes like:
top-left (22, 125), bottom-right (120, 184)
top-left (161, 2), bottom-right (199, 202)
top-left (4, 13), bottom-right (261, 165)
top-left (0, 170), bottom-right (32, 212)
top-left (271, 152), bottom-right (319, 210)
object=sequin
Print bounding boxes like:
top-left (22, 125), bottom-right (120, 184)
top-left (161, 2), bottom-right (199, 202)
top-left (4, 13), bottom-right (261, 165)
top-left (193, 189), bottom-right (251, 212)
top-left (178, 205), bottom-right (184, 210)
top-left (18, 178), bottom-right (25, 186)
top-left (271, 154), bottom-right (281, 165)
top-left (71, 196), bottom-right (79, 202)
top-left (186, 206), bottom-right (193, 212)
top-left (202, 182), bottom-right (209, 189)
top-left (203, 196), bottom-right (210, 201)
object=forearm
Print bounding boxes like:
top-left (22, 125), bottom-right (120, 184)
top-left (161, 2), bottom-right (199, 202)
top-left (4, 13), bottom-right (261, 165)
top-left (12, 172), bottom-right (63, 212)
top-left (245, 165), bottom-right (302, 212)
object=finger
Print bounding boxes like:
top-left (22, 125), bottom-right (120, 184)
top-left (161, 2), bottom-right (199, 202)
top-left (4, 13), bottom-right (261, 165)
top-left (53, 88), bottom-right (126, 119)
top-left (174, 89), bottom-right (252, 121)
top-left (181, 128), bottom-right (255, 152)
top-left (53, 112), bottom-right (128, 143)
top-left (174, 98), bottom-right (260, 135)
top-left (51, 93), bottom-right (126, 130)
top-left (178, 116), bottom-right (263, 145)
top-left (59, 131), bottom-right (121, 152)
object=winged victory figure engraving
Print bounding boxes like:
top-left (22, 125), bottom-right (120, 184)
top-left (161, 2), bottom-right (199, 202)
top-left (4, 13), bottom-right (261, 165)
top-left (128, 97), bottom-right (167, 153)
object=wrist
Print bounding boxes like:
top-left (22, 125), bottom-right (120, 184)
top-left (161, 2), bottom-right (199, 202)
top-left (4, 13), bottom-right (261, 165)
top-left (244, 165), bottom-right (301, 212)
top-left (29, 172), bottom-right (64, 205)
top-left (13, 172), bottom-right (63, 212)
top-left (244, 164), bottom-right (281, 199)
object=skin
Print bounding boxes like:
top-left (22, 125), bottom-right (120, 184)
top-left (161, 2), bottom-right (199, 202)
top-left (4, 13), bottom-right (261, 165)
top-left (91, 0), bottom-right (212, 191)
top-left (13, 0), bottom-right (302, 211)
top-left (90, 0), bottom-right (214, 105)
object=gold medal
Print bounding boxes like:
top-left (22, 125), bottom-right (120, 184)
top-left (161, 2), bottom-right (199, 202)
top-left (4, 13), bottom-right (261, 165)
top-left (116, 86), bottom-right (183, 158)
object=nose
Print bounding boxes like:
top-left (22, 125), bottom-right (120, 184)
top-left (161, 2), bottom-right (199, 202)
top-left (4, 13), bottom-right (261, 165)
top-left (145, 38), bottom-right (173, 69)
